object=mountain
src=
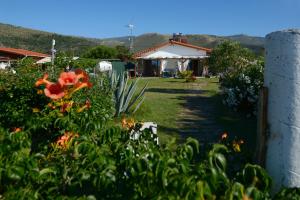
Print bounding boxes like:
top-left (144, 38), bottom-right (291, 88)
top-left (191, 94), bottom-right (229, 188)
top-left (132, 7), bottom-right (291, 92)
top-left (0, 23), bottom-right (103, 55)
top-left (0, 23), bottom-right (265, 55)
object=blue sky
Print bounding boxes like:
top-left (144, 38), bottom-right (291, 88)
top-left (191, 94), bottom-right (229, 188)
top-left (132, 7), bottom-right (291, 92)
top-left (0, 0), bottom-right (299, 38)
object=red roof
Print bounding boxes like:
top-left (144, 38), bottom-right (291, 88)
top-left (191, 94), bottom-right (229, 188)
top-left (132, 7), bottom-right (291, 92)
top-left (133, 40), bottom-right (212, 58)
top-left (0, 47), bottom-right (49, 58)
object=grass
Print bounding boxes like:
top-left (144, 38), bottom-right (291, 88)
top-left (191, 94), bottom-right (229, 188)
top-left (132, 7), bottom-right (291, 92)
top-left (131, 77), bottom-right (257, 148)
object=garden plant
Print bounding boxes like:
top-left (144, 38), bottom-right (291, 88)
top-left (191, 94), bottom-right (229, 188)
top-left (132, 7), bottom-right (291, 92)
top-left (0, 61), bottom-right (299, 199)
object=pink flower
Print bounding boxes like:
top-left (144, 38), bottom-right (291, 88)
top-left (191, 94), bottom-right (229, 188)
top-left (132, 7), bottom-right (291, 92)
top-left (44, 83), bottom-right (65, 100)
top-left (58, 72), bottom-right (78, 86)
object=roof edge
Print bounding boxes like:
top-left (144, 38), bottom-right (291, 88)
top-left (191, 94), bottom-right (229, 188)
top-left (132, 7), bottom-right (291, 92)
top-left (133, 40), bottom-right (212, 59)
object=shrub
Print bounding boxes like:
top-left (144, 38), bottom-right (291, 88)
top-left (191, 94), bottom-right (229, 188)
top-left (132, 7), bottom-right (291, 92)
top-left (72, 58), bottom-right (98, 70)
top-left (0, 67), bottom-right (298, 199)
top-left (30, 69), bottom-right (115, 151)
top-left (82, 45), bottom-right (118, 59)
top-left (209, 41), bottom-right (256, 74)
top-left (0, 58), bottom-right (48, 129)
top-left (0, 124), bottom-right (273, 199)
top-left (220, 64), bottom-right (263, 115)
top-left (178, 70), bottom-right (196, 82)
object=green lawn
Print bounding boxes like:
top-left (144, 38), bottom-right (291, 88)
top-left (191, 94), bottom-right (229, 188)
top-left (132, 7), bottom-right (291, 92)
top-left (131, 77), bottom-right (257, 147)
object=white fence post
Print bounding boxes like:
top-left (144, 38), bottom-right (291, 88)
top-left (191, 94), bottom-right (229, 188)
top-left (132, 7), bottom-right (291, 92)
top-left (265, 29), bottom-right (300, 192)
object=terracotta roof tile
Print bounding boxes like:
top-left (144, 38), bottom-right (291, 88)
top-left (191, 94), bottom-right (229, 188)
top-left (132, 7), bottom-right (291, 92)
top-left (0, 47), bottom-right (49, 58)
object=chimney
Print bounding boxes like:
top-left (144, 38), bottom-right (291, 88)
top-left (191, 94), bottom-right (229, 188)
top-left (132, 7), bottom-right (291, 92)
top-left (170, 33), bottom-right (188, 43)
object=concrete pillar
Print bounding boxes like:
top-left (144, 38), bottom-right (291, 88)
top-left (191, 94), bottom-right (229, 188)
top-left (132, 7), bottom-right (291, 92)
top-left (265, 29), bottom-right (300, 192)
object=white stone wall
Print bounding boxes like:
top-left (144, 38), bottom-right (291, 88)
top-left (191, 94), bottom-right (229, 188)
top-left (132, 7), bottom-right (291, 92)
top-left (265, 29), bottom-right (300, 192)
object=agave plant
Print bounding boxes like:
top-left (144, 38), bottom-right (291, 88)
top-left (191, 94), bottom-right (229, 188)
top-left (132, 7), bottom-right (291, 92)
top-left (109, 71), bottom-right (147, 116)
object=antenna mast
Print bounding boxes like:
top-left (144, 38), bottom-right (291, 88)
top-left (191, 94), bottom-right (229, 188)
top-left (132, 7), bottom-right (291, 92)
top-left (50, 39), bottom-right (57, 77)
top-left (51, 39), bottom-right (56, 66)
top-left (126, 24), bottom-right (134, 52)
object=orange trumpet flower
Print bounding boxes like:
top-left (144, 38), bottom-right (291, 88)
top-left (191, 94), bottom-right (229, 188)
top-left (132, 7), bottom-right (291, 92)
top-left (44, 82), bottom-right (65, 100)
top-left (58, 72), bottom-right (78, 86)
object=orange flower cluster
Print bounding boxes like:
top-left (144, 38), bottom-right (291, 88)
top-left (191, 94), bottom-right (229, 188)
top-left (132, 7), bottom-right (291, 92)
top-left (56, 131), bottom-right (79, 149)
top-left (220, 132), bottom-right (245, 152)
top-left (77, 99), bottom-right (91, 113)
top-left (12, 127), bottom-right (22, 133)
top-left (35, 69), bottom-right (92, 100)
top-left (232, 139), bottom-right (245, 152)
top-left (121, 117), bottom-right (136, 130)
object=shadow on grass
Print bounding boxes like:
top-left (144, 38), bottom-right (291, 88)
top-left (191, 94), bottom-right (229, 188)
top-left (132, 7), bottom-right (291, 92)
top-left (147, 88), bottom-right (206, 95)
top-left (174, 91), bottom-right (257, 150)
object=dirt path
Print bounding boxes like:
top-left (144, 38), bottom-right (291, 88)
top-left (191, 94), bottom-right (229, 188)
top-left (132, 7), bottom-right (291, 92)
top-left (177, 81), bottom-right (223, 143)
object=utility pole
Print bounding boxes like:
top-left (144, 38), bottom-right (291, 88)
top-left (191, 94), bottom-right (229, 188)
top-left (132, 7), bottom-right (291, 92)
top-left (51, 39), bottom-right (56, 76)
top-left (126, 24), bottom-right (134, 53)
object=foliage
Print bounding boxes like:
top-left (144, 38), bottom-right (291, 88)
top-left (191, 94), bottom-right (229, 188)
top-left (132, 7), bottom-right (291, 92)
top-left (109, 71), bottom-right (147, 117)
top-left (273, 188), bottom-right (300, 200)
top-left (0, 123), bottom-right (275, 199)
top-left (72, 58), bottom-right (98, 70)
top-left (31, 70), bottom-right (114, 151)
top-left (115, 45), bottom-right (132, 61)
top-left (209, 41), bottom-right (256, 74)
top-left (220, 64), bottom-right (264, 115)
top-left (178, 70), bottom-right (196, 82)
top-left (0, 68), bottom-right (298, 199)
top-left (82, 45), bottom-right (118, 59)
top-left (0, 58), bottom-right (48, 129)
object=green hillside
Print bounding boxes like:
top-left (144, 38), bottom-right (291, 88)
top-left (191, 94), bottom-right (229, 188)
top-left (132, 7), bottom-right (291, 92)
top-left (0, 23), bottom-right (102, 55)
top-left (0, 23), bottom-right (265, 55)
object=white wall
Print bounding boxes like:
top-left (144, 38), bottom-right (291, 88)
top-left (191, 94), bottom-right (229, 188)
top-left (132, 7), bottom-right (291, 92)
top-left (143, 44), bottom-right (207, 59)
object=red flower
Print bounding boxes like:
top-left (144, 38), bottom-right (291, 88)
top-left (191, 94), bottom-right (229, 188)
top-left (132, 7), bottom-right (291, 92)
top-left (74, 81), bottom-right (93, 91)
top-left (77, 99), bottom-right (91, 113)
top-left (60, 101), bottom-right (74, 113)
top-left (35, 73), bottom-right (52, 87)
top-left (56, 131), bottom-right (79, 149)
top-left (44, 83), bottom-right (65, 100)
top-left (70, 69), bottom-right (93, 93)
top-left (58, 72), bottom-right (78, 86)
top-left (75, 69), bottom-right (89, 82)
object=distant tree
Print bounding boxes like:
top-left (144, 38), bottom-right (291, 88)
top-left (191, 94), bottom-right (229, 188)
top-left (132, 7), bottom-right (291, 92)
top-left (82, 45), bottom-right (118, 59)
top-left (209, 41), bottom-right (256, 74)
top-left (115, 45), bottom-right (132, 61)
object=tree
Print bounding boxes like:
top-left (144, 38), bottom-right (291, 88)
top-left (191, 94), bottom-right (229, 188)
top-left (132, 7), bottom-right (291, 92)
top-left (115, 45), bottom-right (132, 61)
top-left (209, 41), bottom-right (255, 74)
top-left (82, 45), bottom-right (117, 59)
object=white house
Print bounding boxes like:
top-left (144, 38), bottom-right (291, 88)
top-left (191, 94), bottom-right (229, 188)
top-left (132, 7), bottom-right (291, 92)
top-left (133, 36), bottom-right (211, 77)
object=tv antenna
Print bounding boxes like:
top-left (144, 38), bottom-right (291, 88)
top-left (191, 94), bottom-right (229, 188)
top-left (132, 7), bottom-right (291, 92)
top-left (51, 39), bottom-right (57, 77)
top-left (126, 23), bottom-right (135, 52)
top-left (51, 39), bottom-right (56, 66)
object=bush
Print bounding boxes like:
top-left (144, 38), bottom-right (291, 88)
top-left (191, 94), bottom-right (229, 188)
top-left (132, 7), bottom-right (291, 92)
top-left (178, 70), bottom-right (196, 82)
top-left (209, 41), bottom-right (256, 74)
top-left (0, 66), bottom-right (298, 199)
top-left (72, 58), bottom-right (98, 70)
top-left (0, 124), bottom-right (274, 199)
top-left (220, 64), bottom-right (263, 115)
top-left (0, 58), bottom-right (48, 129)
top-left (30, 70), bottom-right (114, 151)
